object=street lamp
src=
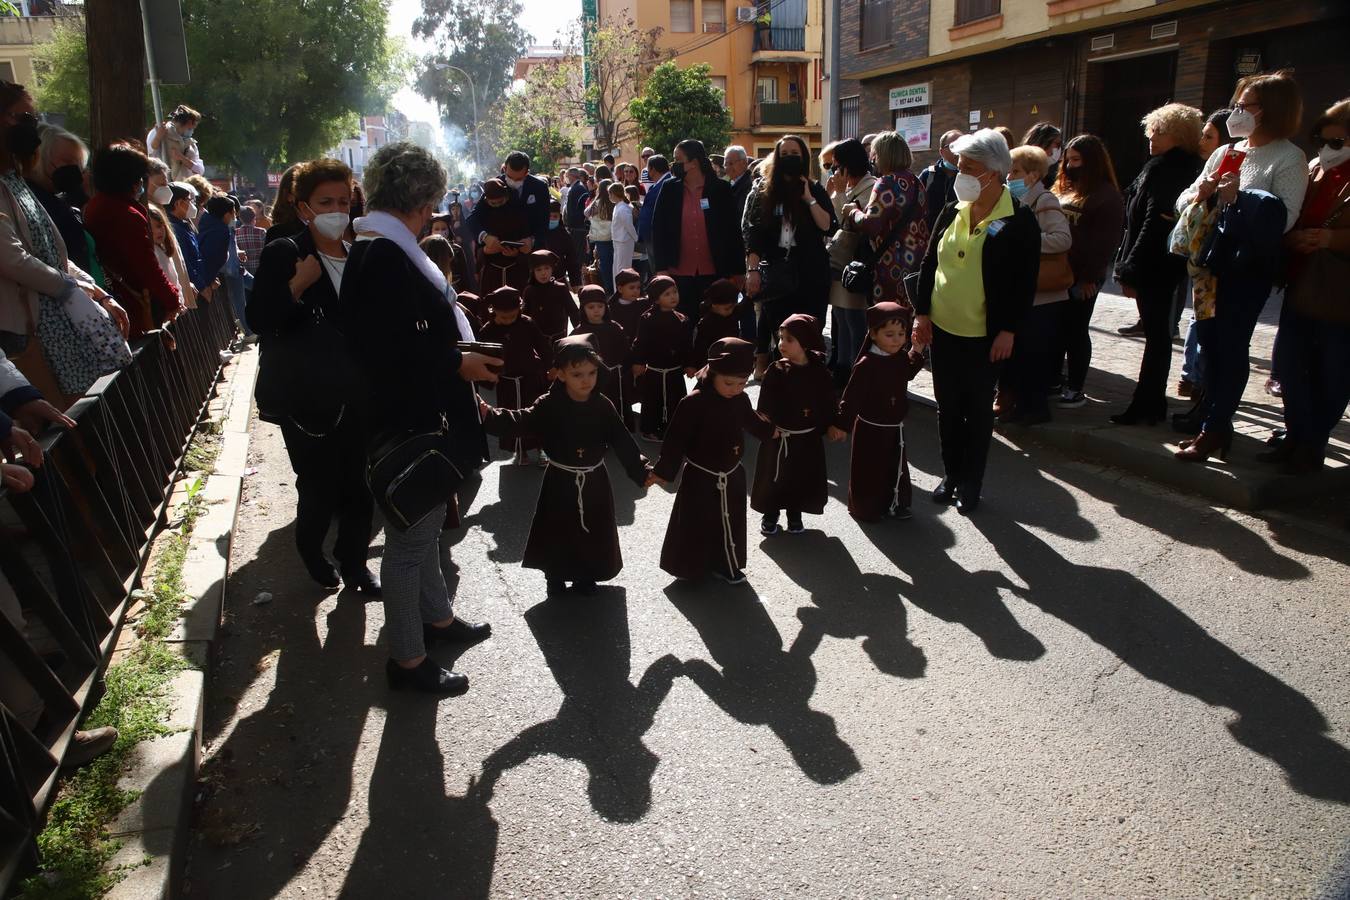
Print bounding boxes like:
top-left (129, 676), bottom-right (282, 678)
top-left (433, 62), bottom-right (482, 177)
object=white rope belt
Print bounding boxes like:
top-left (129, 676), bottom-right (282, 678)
top-left (684, 458), bottom-right (742, 577)
top-left (547, 459), bottom-right (605, 533)
top-left (502, 375), bottom-right (524, 455)
top-left (772, 426), bottom-right (815, 482)
top-left (856, 416), bottom-right (906, 514)
top-left (646, 365), bottom-right (681, 424)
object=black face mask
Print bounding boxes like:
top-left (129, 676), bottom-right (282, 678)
top-left (1063, 165), bottom-right (1083, 181)
top-left (6, 112), bottom-right (40, 161)
top-left (51, 164), bottom-right (84, 196)
top-left (776, 154), bottom-right (805, 179)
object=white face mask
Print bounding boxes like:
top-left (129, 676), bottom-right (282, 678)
top-left (504, 174), bottom-right (524, 189)
top-left (310, 211), bottom-right (350, 240)
top-left (1048, 147), bottom-right (1062, 165)
top-left (1318, 145), bottom-right (1350, 170)
top-left (1226, 108), bottom-right (1257, 139)
top-left (186, 201), bottom-right (199, 221)
top-left (953, 172), bottom-right (986, 203)
top-left (152, 184), bottom-right (173, 205)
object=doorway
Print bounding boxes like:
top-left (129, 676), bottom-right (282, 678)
top-left (1094, 50), bottom-right (1178, 187)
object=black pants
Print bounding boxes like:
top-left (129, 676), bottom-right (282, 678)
top-left (932, 326), bottom-right (998, 496)
top-left (1011, 302), bottom-right (1068, 418)
top-left (279, 410), bottom-right (374, 572)
top-left (675, 274), bottom-right (717, 322)
top-left (1062, 287), bottom-right (1097, 392)
top-left (1131, 275), bottom-right (1184, 414)
top-left (566, 226), bottom-right (589, 279)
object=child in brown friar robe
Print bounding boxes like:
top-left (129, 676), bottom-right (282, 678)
top-left (477, 286), bottom-right (552, 464)
top-left (686, 278), bottom-right (742, 376)
top-left (482, 335), bottom-right (650, 595)
top-left (473, 178), bottom-right (530, 292)
top-left (827, 302), bottom-right (926, 522)
top-left (751, 313), bottom-right (837, 535)
top-left (607, 268), bottom-right (649, 337)
top-left (523, 249), bottom-right (580, 342)
top-left (570, 285), bottom-right (633, 430)
top-left (648, 338), bottom-right (778, 585)
top-left (544, 198), bottom-right (580, 286)
top-left (629, 275), bottom-right (690, 442)
top-left (455, 290), bottom-right (486, 333)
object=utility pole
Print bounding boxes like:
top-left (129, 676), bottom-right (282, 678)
top-left (86, 0), bottom-right (150, 148)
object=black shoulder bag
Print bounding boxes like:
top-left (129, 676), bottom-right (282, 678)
top-left (841, 204), bottom-right (909, 298)
top-left (367, 412), bottom-right (466, 532)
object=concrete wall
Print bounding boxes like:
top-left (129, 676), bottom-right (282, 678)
top-left (0, 15), bottom-right (62, 87)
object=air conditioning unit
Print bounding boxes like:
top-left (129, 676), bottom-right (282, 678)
top-left (736, 7), bottom-right (756, 22)
top-left (703, 21), bottom-right (726, 32)
top-left (1090, 33), bottom-right (1115, 52)
top-left (1150, 20), bottom-right (1178, 39)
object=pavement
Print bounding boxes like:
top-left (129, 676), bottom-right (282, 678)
top-left (908, 289), bottom-right (1350, 510)
top-left (181, 348), bottom-right (1350, 898)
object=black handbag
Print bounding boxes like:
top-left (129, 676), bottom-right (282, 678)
top-left (756, 257), bottom-right (796, 303)
top-left (366, 416), bottom-right (466, 532)
top-left (254, 240), bottom-right (359, 428)
top-left (840, 208), bottom-right (909, 298)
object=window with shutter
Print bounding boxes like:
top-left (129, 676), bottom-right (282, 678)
top-left (671, 0), bottom-right (694, 32)
top-left (860, 0), bottom-right (892, 49)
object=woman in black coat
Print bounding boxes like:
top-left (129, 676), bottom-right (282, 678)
top-left (1111, 103), bottom-right (1204, 425)
top-left (338, 141), bottom-right (501, 697)
top-left (649, 139), bottom-right (742, 318)
top-left (247, 159), bottom-right (378, 594)
top-left (912, 130), bottom-right (1041, 514)
top-left (743, 134), bottom-right (837, 367)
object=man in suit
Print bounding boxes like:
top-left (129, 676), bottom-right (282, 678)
top-left (563, 167), bottom-right (590, 280)
top-left (636, 154), bottom-right (671, 247)
top-left (466, 151), bottom-right (552, 290)
top-left (724, 145), bottom-right (756, 338)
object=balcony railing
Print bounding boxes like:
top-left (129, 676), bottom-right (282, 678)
top-left (754, 26), bottom-right (806, 52)
top-left (0, 296), bottom-right (235, 893)
top-left (755, 100), bottom-right (805, 127)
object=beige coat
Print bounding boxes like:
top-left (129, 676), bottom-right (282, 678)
top-left (0, 175), bottom-right (98, 336)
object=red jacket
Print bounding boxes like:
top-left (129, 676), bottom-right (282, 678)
top-left (84, 191), bottom-right (180, 336)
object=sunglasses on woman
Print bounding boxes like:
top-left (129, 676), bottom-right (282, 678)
top-left (1314, 136), bottom-right (1347, 150)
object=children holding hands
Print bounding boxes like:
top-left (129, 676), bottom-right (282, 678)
top-left (481, 335), bottom-right (651, 596)
top-left (829, 302), bottom-right (926, 522)
top-left (477, 286), bottom-right (552, 465)
top-left (570, 285), bottom-right (634, 430)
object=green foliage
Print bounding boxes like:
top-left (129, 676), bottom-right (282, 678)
top-left (493, 63), bottom-right (577, 173)
top-left (413, 0), bottom-right (531, 174)
top-left (554, 15), bottom-right (660, 153)
top-left (31, 22), bottom-right (90, 138)
top-left (159, 0), bottom-right (404, 187)
top-left (629, 62), bottom-right (732, 157)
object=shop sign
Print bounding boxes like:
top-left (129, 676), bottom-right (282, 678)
top-left (1235, 49), bottom-right (1262, 76)
top-left (888, 83), bottom-right (930, 110)
top-left (895, 113), bottom-right (932, 151)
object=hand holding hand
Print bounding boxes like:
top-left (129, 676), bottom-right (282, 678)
top-left (3, 425), bottom-right (42, 467)
top-left (990, 330), bottom-right (1015, 363)
top-left (644, 472), bottom-right (667, 488)
top-left (13, 399), bottom-right (74, 436)
top-left (911, 314), bottom-right (932, 351)
top-left (460, 352), bottom-right (504, 383)
top-left (826, 425), bottom-right (848, 443)
top-left (1120, 283), bottom-right (1137, 299)
top-left (684, 367), bottom-right (697, 378)
top-left (631, 364), bottom-right (647, 378)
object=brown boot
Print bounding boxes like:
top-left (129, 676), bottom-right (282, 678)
top-left (62, 727), bottom-right (118, 769)
top-left (1174, 430), bottom-right (1232, 462)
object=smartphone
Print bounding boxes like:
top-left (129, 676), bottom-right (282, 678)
top-left (1214, 147), bottom-right (1246, 180)
top-left (456, 342), bottom-right (504, 356)
top-left (499, 240), bottom-right (526, 250)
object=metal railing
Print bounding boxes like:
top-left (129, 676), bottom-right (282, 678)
top-left (0, 295), bottom-right (235, 893)
top-left (754, 100), bottom-right (806, 127)
top-left (753, 25), bottom-right (806, 52)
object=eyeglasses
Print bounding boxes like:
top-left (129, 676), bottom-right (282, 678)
top-left (1314, 136), bottom-right (1347, 150)
top-left (1233, 101), bottom-right (1262, 113)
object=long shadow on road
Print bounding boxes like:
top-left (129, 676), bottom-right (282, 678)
top-left (666, 581), bottom-right (862, 785)
top-left (475, 590), bottom-right (680, 823)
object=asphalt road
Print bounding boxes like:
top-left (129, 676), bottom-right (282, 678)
top-left (185, 391), bottom-right (1350, 899)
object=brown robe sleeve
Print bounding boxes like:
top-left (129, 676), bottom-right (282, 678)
top-left (652, 392), bottom-right (697, 482)
top-left (740, 394), bottom-right (775, 441)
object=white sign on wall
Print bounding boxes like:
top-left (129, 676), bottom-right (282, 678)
top-left (895, 113), bottom-right (932, 151)
top-left (888, 83), bottom-right (930, 110)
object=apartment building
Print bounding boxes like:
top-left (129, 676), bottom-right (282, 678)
top-left (833, 0), bottom-right (1347, 182)
top-left (597, 0), bottom-right (827, 158)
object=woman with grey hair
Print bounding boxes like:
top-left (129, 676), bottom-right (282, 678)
top-left (912, 128), bottom-right (1040, 514)
top-left (26, 125), bottom-right (91, 271)
top-left (340, 141), bottom-right (502, 696)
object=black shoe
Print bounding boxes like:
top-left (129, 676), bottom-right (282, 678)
top-left (572, 580), bottom-right (598, 595)
top-left (1117, 321), bottom-right (1145, 336)
top-left (715, 569), bottom-right (747, 585)
top-left (932, 480), bottom-right (957, 505)
top-left (547, 578), bottom-right (569, 595)
top-left (423, 617), bottom-right (492, 647)
top-left (1110, 405), bottom-right (1165, 426)
top-left (1255, 440), bottom-right (1296, 465)
top-left (386, 658), bottom-right (469, 696)
top-left (955, 491), bottom-right (981, 515)
top-left (300, 552), bottom-right (340, 590)
top-left (341, 566), bottom-right (382, 597)
top-left (785, 513), bottom-right (805, 534)
top-left (760, 514), bottom-right (780, 536)
top-left (889, 506), bottom-right (913, 520)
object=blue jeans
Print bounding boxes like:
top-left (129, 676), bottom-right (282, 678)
top-left (594, 241), bottom-right (614, 293)
top-left (1196, 274), bottom-right (1273, 435)
top-left (1274, 304), bottom-right (1350, 450)
top-left (830, 305), bottom-right (867, 372)
top-left (1181, 314), bottom-right (1205, 385)
top-left (226, 271), bottom-right (253, 336)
